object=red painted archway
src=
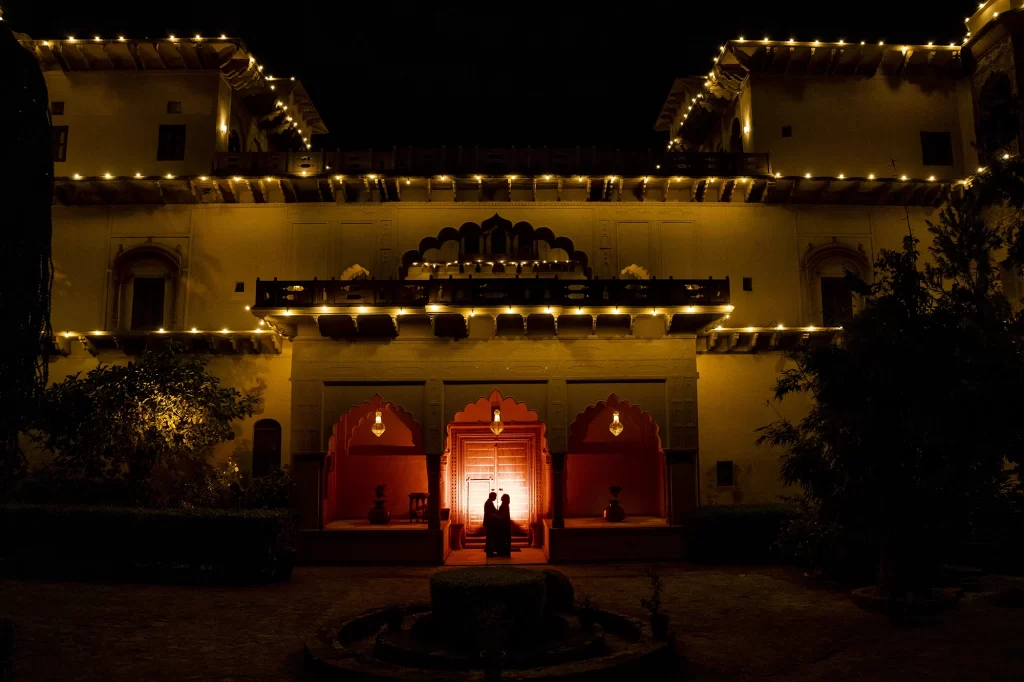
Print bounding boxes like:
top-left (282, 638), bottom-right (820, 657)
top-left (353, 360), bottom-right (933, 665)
top-left (565, 393), bottom-right (665, 518)
top-left (444, 390), bottom-right (549, 544)
top-left (324, 394), bottom-right (427, 523)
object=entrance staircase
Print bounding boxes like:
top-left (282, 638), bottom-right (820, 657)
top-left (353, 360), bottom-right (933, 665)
top-left (463, 534), bottom-right (531, 550)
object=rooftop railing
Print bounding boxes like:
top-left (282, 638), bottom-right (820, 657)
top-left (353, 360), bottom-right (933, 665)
top-left (215, 148), bottom-right (771, 178)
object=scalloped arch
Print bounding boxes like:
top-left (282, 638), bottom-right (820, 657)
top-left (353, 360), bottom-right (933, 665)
top-left (445, 389), bottom-right (547, 453)
top-left (567, 393), bottom-right (663, 454)
top-left (400, 214), bottom-right (591, 277)
top-left (329, 393), bottom-right (424, 457)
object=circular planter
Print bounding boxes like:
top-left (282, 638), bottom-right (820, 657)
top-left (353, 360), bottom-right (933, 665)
top-left (851, 585), bottom-right (961, 617)
top-left (429, 567), bottom-right (546, 646)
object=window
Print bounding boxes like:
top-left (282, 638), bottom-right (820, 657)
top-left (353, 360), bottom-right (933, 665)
top-left (252, 420), bottom-right (282, 476)
top-left (50, 101), bottom-right (65, 115)
top-left (234, 281), bottom-right (245, 293)
top-left (130, 277), bottom-right (166, 331)
top-left (51, 126), bottom-right (69, 162)
top-left (781, 125), bottom-right (793, 138)
top-left (716, 461), bottom-right (734, 487)
top-left (742, 277), bottom-right (753, 292)
top-left (156, 124), bottom-right (186, 161)
top-left (821, 276), bottom-right (854, 326)
top-left (166, 100), bottom-right (182, 114)
top-left (921, 131), bottom-right (954, 166)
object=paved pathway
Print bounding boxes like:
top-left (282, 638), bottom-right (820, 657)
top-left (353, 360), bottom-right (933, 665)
top-left (2, 565), bottom-right (1022, 681)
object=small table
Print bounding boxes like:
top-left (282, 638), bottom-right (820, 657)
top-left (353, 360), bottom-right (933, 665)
top-left (408, 493), bottom-right (429, 523)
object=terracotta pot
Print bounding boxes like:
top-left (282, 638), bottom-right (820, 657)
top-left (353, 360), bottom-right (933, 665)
top-left (603, 499), bottom-right (626, 522)
top-left (368, 499), bottom-right (391, 524)
top-left (650, 612), bottom-right (670, 640)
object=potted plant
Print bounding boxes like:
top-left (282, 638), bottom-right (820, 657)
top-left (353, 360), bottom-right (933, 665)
top-left (368, 483), bottom-right (391, 524)
top-left (604, 485), bottom-right (626, 522)
top-left (641, 571), bottom-right (670, 640)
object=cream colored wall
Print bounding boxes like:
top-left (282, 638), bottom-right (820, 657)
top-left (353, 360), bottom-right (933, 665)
top-left (44, 71), bottom-right (232, 178)
top-left (50, 201), bottom-right (943, 335)
top-left (697, 353), bottom-right (813, 505)
top-left (46, 198), bottom-right (940, 500)
top-left (748, 74), bottom-right (975, 180)
top-left (38, 346), bottom-right (293, 469)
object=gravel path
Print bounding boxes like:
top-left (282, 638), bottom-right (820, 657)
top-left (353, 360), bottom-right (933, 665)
top-left (2, 564), bottom-right (1021, 681)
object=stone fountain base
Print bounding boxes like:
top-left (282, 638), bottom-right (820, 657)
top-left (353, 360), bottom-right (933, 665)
top-left (305, 602), bottom-right (678, 681)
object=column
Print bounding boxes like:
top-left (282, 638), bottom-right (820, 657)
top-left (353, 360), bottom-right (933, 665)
top-left (551, 452), bottom-right (565, 529)
top-left (426, 453), bottom-right (442, 530)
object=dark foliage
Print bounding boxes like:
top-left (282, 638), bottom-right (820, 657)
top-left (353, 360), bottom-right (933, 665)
top-left (0, 504), bottom-right (296, 583)
top-left (30, 344), bottom-right (258, 505)
top-left (683, 503), bottom-right (798, 563)
top-left (757, 161), bottom-right (1024, 591)
top-left (0, 24), bottom-right (54, 497)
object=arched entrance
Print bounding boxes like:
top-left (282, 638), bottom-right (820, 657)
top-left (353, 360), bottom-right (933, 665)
top-left (444, 389), bottom-right (548, 548)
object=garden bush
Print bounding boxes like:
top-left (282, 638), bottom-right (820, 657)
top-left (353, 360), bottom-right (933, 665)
top-left (0, 504), bottom-right (296, 583)
top-left (683, 503), bottom-right (798, 563)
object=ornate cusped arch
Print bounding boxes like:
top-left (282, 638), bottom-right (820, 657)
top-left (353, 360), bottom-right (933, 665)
top-left (801, 240), bottom-right (871, 326)
top-left (802, 241), bottom-right (870, 279)
top-left (400, 214), bottom-right (591, 277)
top-left (331, 393), bottom-right (424, 457)
top-left (567, 393), bottom-right (663, 455)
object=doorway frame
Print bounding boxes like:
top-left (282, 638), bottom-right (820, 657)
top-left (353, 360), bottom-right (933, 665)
top-left (447, 425), bottom-right (545, 537)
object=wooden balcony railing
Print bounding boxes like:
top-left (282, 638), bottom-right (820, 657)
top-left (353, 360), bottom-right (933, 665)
top-left (215, 148), bottom-right (771, 178)
top-left (253, 277), bottom-right (731, 311)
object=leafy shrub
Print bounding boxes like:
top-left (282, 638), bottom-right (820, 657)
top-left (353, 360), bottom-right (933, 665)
top-left (30, 344), bottom-right (257, 505)
top-left (775, 497), bottom-right (876, 581)
top-left (0, 504), bottom-right (296, 583)
top-left (684, 503), bottom-right (798, 563)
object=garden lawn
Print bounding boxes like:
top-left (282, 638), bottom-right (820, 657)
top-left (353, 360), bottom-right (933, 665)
top-left (2, 564), bottom-right (1022, 681)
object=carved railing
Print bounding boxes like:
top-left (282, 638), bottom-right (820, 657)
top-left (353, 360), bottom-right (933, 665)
top-left (215, 149), bottom-right (771, 178)
top-left (253, 277), bottom-right (730, 310)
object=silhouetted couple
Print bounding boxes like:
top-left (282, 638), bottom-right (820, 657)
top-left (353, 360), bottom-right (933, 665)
top-left (484, 492), bottom-right (512, 557)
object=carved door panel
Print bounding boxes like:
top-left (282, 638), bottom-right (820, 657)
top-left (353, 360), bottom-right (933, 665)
top-left (496, 442), bottom-right (530, 532)
top-left (466, 478), bottom-right (493, 534)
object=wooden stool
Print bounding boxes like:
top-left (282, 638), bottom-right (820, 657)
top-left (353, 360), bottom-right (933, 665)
top-left (408, 493), bottom-right (429, 523)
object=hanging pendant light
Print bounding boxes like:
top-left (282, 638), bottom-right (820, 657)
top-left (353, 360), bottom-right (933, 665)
top-left (371, 410), bottom-right (386, 438)
top-left (490, 408), bottom-right (504, 436)
top-left (609, 410), bottom-right (624, 437)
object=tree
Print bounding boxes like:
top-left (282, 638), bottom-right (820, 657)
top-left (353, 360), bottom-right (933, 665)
top-left (757, 169), bottom-right (1024, 592)
top-left (32, 344), bottom-right (258, 503)
top-left (0, 23), bottom-right (54, 496)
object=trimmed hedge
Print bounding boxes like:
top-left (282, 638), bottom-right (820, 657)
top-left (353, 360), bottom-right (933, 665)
top-left (0, 504), bottom-right (296, 583)
top-left (683, 503), bottom-right (798, 563)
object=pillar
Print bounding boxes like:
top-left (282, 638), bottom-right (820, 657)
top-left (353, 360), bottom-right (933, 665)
top-left (665, 448), bottom-right (698, 525)
top-left (551, 452), bottom-right (565, 529)
top-left (426, 453), bottom-right (442, 530)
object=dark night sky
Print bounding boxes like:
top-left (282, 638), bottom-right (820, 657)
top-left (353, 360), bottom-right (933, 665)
top-left (6, 0), bottom-right (973, 149)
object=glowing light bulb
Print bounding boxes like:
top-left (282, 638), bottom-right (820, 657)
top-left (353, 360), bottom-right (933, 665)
top-left (169, 34), bottom-right (177, 41)
top-left (868, 174), bottom-right (876, 180)
top-left (67, 36), bottom-right (76, 42)
top-left (72, 173), bottom-right (82, 180)
top-left (900, 174), bottom-right (908, 181)
top-left (118, 36), bottom-right (125, 42)
top-left (103, 173), bottom-right (112, 179)
top-left (805, 173), bottom-right (812, 179)
top-left (199, 175), bottom-right (208, 181)
top-left (838, 173), bottom-right (845, 179)
top-left (165, 173), bottom-right (174, 179)
top-left (928, 176), bottom-right (936, 181)
top-left (220, 34), bottom-right (227, 39)
top-left (220, 124), bottom-right (227, 133)
top-left (191, 327), bottom-right (198, 333)
top-left (93, 36), bottom-right (102, 42)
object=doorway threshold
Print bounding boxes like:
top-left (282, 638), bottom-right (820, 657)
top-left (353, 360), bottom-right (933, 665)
top-left (444, 548), bottom-right (548, 566)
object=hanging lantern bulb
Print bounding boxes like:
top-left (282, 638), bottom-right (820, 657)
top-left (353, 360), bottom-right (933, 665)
top-left (371, 411), bottom-right (386, 438)
top-left (609, 410), bottom-right (624, 437)
top-left (490, 409), bottom-right (504, 436)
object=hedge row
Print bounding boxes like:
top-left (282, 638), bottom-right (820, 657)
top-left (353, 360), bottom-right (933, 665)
top-left (0, 504), bottom-right (296, 583)
top-left (683, 503), bottom-right (798, 563)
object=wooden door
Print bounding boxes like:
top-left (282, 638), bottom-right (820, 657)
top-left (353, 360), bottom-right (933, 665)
top-left (495, 442), bottom-right (530, 532)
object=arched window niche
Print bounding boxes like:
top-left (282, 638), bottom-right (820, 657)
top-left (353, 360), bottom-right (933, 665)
top-left (801, 241), bottom-right (871, 327)
top-left (109, 243), bottom-right (184, 332)
top-left (252, 419), bottom-right (283, 476)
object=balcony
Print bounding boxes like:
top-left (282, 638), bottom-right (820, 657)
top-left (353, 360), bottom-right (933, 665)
top-left (251, 277), bottom-right (731, 339)
top-left (214, 148), bottom-right (770, 179)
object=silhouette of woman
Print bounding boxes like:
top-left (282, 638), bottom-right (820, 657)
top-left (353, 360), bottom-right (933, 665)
top-left (497, 494), bottom-right (512, 557)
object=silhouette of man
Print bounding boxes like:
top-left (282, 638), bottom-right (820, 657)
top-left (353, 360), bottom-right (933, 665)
top-left (483, 491), bottom-right (498, 557)
top-left (497, 494), bottom-right (512, 557)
